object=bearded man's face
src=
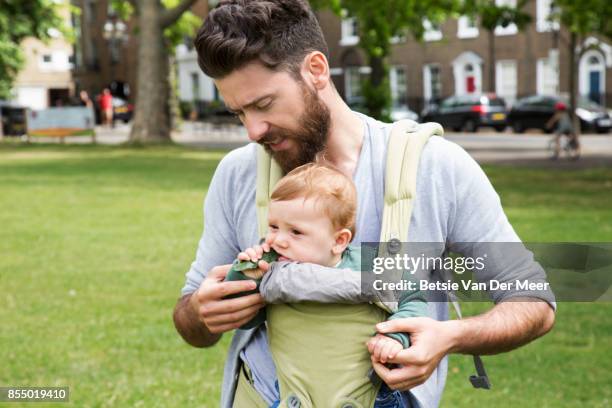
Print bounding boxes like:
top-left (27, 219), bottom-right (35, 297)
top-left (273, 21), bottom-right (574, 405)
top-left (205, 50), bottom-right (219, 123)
top-left (215, 62), bottom-right (331, 174)
top-left (259, 83), bottom-right (330, 173)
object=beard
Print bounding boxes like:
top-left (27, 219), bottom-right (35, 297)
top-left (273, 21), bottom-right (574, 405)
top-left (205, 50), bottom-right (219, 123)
top-left (259, 83), bottom-right (331, 173)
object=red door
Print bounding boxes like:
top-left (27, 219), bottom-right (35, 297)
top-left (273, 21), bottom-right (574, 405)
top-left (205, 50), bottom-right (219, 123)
top-left (466, 76), bottom-right (475, 93)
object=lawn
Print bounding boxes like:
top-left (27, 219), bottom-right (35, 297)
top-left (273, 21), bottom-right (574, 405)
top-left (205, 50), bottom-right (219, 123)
top-left (0, 143), bottom-right (610, 407)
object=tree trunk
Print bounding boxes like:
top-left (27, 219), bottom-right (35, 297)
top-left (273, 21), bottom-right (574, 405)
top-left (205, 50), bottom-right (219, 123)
top-left (488, 29), bottom-right (496, 93)
top-left (364, 55), bottom-right (389, 120)
top-left (129, 0), bottom-right (172, 144)
top-left (568, 32), bottom-right (580, 136)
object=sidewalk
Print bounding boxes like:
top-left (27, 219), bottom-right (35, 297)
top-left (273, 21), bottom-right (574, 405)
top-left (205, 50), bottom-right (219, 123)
top-left (21, 121), bottom-right (612, 166)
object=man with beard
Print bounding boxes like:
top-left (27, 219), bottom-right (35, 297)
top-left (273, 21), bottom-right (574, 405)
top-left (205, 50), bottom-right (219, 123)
top-left (172, 1), bottom-right (556, 407)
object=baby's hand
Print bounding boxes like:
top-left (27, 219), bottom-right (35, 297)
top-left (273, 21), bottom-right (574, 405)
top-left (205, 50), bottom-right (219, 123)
top-left (368, 333), bottom-right (403, 364)
top-left (237, 243), bottom-right (272, 279)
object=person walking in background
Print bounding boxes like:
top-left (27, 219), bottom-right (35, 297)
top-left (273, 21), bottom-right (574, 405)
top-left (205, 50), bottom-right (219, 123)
top-left (99, 88), bottom-right (114, 128)
top-left (79, 90), bottom-right (94, 109)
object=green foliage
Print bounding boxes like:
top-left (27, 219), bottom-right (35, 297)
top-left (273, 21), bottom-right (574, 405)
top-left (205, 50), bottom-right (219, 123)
top-left (111, 0), bottom-right (200, 54)
top-left (0, 39), bottom-right (23, 99)
top-left (162, 0), bottom-right (201, 52)
top-left (362, 75), bottom-right (392, 122)
top-left (463, 0), bottom-right (532, 32)
top-left (0, 0), bottom-right (65, 99)
top-left (550, 0), bottom-right (612, 39)
top-left (110, 0), bottom-right (135, 20)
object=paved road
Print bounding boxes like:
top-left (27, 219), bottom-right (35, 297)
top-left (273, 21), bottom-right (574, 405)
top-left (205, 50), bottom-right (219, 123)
top-left (21, 121), bottom-right (612, 166)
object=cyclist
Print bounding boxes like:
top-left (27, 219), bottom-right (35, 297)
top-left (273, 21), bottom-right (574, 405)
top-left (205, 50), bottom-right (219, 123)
top-left (546, 102), bottom-right (580, 160)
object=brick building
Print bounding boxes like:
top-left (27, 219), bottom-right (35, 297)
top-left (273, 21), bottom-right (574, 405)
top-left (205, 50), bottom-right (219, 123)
top-left (318, 0), bottom-right (612, 113)
top-left (173, 0), bottom-right (612, 115)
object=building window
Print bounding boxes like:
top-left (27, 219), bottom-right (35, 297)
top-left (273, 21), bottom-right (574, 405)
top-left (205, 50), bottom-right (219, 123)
top-left (495, 60), bottom-right (517, 105)
top-left (536, 0), bottom-right (559, 32)
top-left (390, 29), bottom-right (407, 44)
top-left (344, 67), bottom-right (363, 105)
top-left (191, 72), bottom-right (200, 101)
top-left (423, 64), bottom-right (442, 104)
top-left (340, 17), bottom-right (359, 46)
top-left (457, 15), bottom-right (479, 39)
top-left (494, 0), bottom-right (518, 36)
top-left (390, 66), bottom-right (408, 106)
top-left (85, 0), bottom-right (96, 24)
top-left (536, 57), bottom-right (559, 96)
top-left (44, 51), bottom-right (69, 71)
top-left (423, 20), bottom-right (443, 42)
top-left (71, 11), bottom-right (82, 69)
top-left (39, 54), bottom-right (53, 71)
top-left (344, 67), bottom-right (372, 106)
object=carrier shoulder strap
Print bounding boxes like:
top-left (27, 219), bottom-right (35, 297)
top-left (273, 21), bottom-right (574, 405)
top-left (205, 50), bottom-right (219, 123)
top-left (382, 119), bottom-right (490, 390)
top-left (379, 120), bottom-right (442, 244)
top-left (255, 145), bottom-right (283, 239)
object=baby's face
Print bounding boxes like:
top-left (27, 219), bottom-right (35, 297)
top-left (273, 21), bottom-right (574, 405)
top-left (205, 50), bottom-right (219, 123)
top-left (266, 197), bottom-right (340, 266)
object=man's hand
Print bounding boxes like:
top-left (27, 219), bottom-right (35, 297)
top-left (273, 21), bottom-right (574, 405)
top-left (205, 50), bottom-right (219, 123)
top-left (368, 317), bottom-right (457, 391)
top-left (190, 264), bottom-right (266, 334)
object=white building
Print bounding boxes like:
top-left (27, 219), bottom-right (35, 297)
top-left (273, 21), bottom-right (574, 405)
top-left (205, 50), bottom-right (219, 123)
top-left (175, 44), bottom-right (219, 105)
top-left (12, 0), bottom-right (75, 110)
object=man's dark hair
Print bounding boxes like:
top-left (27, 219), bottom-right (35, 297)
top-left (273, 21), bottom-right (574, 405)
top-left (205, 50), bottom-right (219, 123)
top-left (194, 0), bottom-right (329, 79)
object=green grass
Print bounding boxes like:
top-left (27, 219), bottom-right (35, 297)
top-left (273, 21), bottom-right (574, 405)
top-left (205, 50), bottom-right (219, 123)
top-left (0, 143), bottom-right (610, 407)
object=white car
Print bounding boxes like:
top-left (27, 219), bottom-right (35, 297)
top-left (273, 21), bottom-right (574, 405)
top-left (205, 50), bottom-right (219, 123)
top-left (390, 105), bottom-right (419, 122)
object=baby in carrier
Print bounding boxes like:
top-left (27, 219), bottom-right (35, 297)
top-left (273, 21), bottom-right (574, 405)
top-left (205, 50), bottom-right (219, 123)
top-left (226, 163), bottom-right (427, 408)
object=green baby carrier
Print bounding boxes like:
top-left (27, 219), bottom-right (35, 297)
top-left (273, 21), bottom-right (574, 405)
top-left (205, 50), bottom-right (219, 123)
top-left (251, 120), bottom-right (489, 408)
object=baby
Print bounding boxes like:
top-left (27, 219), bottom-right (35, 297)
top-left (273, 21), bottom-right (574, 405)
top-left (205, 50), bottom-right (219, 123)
top-left (226, 162), bottom-right (426, 407)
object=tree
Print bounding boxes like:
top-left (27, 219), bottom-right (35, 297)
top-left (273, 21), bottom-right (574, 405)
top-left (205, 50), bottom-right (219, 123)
top-left (549, 0), bottom-right (612, 135)
top-left (312, 0), bottom-right (460, 120)
top-left (464, 0), bottom-right (531, 93)
top-left (0, 0), bottom-right (65, 100)
top-left (113, 0), bottom-right (200, 144)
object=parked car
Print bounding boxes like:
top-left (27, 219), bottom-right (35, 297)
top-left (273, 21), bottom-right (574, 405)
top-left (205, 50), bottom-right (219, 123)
top-left (94, 96), bottom-right (134, 124)
top-left (111, 97), bottom-right (134, 123)
top-left (390, 105), bottom-right (419, 122)
top-left (421, 94), bottom-right (508, 132)
top-left (508, 95), bottom-right (612, 134)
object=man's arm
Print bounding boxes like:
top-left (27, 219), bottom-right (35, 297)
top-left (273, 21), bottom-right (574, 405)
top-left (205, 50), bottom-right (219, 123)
top-left (370, 300), bottom-right (554, 390)
top-left (173, 293), bottom-right (221, 348)
top-left (449, 299), bottom-right (555, 355)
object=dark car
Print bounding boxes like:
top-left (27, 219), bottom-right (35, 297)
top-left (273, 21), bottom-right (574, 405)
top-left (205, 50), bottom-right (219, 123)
top-left (508, 95), bottom-right (612, 134)
top-left (421, 94), bottom-right (508, 132)
top-left (94, 96), bottom-right (133, 124)
top-left (111, 97), bottom-right (134, 123)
